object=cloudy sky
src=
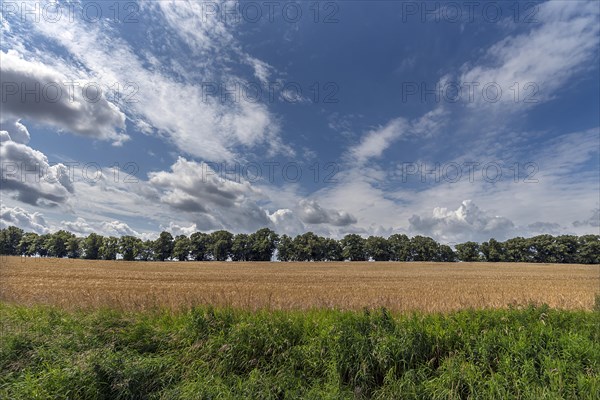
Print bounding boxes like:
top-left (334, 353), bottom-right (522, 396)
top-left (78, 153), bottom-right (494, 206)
top-left (1, 0), bottom-right (599, 243)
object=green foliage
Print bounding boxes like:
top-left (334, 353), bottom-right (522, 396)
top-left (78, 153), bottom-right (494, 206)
top-left (341, 234), bottom-right (367, 261)
top-left (138, 240), bottom-right (155, 261)
top-left (1, 303), bottom-right (598, 399)
top-left (480, 238), bottom-right (504, 262)
top-left (322, 237), bottom-right (343, 261)
top-left (388, 234), bottom-right (411, 261)
top-left (231, 233), bottom-right (251, 261)
top-left (119, 236), bottom-right (143, 261)
top-left (35, 234), bottom-right (51, 257)
top-left (503, 237), bottom-right (533, 263)
top-left (189, 232), bottom-right (211, 261)
top-left (276, 234), bottom-right (294, 261)
top-left (17, 232), bottom-right (39, 257)
top-left (100, 236), bottom-right (119, 260)
top-left (45, 230), bottom-right (74, 258)
top-left (0, 226), bottom-right (24, 255)
top-left (3, 224), bottom-right (599, 264)
top-left (292, 232), bottom-right (325, 261)
top-left (172, 235), bottom-right (191, 261)
top-left (365, 236), bottom-right (391, 261)
top-left (455, 241), bottom-right (481, 262)
top-left (231, 229), bottom-right (279, 261)
top-left (210, 230), bottom-right (234, 261)
top-left (153, 231), bottom-right (174, 261)
top-left (437, 244), bottom-right (456, 262)
top-left (83, 233), bottom-right (104, 260)
top-left (66, 237), bottom-right (82, 259)
top-left (577, 235), bottom-right (600, 264)
top-left (410, 236), bottom-right (439, 262)
top-left (248, 228), bottom-right (279, 261)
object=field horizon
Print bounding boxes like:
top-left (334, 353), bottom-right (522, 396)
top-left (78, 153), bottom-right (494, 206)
top-left (2, 256), bottom-right (597, 312)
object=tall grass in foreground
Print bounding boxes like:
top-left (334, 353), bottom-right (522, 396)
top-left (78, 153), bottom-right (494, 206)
top-left (1, 303), bottom-right (598, 399)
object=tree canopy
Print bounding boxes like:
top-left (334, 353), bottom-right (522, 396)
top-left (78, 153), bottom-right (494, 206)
top-left (0, 226), bottom-right (597, 264)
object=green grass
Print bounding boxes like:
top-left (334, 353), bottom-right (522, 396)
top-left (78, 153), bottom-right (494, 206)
top-left (1, 303), bottom-right (598, 399)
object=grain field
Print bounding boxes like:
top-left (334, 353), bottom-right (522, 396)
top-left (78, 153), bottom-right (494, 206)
top-left (0, 256), bottom-right (598, 312)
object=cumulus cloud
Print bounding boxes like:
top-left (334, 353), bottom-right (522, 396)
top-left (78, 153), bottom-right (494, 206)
top-left (268, 209), bottom-right (306, 235)
top-left (0, 118), bottom-right (30, 144)
top-left (573, 209), bottom-right (600, 228)
top-left (0, 136), bottom-right (74, 206)
top-left (61, 217), bottom-right (95, 235)
top-left (0, 205), bottom-right (50, 234)
top-left (163, 222), bottom-right (198, 237)
top-left (150, 158), bottom-right (259, 210)
top-left (527, 222), bottom-right (564, 235)
top-left (297, 199), bottom-right (357, 227)
top-left (149, 157), bottom-right (272, 232)
top-left (0, 50), bottom-right (128, 144)
top-left (62, 216), bottom-right (156, 239)
top-left (409, 200), bottom-right (515, 243)
top-left (101, 220), bottom-right (140, 237)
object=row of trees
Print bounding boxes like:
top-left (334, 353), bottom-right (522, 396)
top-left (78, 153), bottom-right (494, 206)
top-left (276, 233), bottom-right (456, 262)
top-left (455, 235), bottom-right (599, 264)
top-left (0, 226), bottom-right (598, 264)
top-left (0, 227), bottom-right (279, 262)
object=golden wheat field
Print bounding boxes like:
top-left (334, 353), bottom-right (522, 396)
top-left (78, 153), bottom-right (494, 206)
top-left (0, 256), bottom-right (598, 312)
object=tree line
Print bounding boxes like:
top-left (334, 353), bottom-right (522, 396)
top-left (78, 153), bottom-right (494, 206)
top-left (0, 225), bottom-right (598, 264)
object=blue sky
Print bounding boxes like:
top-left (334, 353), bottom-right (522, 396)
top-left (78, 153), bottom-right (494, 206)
top-left (1, 0), bottom-right (599, 243)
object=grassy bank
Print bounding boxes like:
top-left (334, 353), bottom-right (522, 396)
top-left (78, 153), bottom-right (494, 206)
top-left (1, 303), bottom-right (598, 399)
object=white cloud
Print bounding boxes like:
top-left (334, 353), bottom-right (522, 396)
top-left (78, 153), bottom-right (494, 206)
top-left (149, 157), bottom-right (272, 232)
top-left (347, 106), bottom-right (448, 165)
top-left (0, 50), bottom-right (128, 144)
top-left (2, 1), bottom-right (597, 242)
top-left (409, 200), bottom-right (515, 243)
top-left (15, 1), bottom-right (286, 161)
top-left (61, 215), bottom-right (157, 239)
top-left (101, 220), bottom-right (140, 237)
top-left (162, 222), bottom-right (198, 237)
top-left (244, 55), bottom-right (273, 86)
top-left (296, 199), bottom-right (357, 226)
top-left (0, 205), bottom-right (50, 234)
top-left (267, 209), bottom-right (305, 236)
top-left (0, 135), bottom-right (74, 206)
top-left (61, 217), bottom-right (95, 235)
top-left (409, 106), bottom-right (448, 137)
top-left (348, 118), bottom-right (408, 164)
top-left (527, 222), bottom-right (563, 235)
top-left (459, 0), bottom-right (599, 109)
top-left (0, 118), bottom-right (30, 144)
top-left (573, 209), bottom-right (600, 228)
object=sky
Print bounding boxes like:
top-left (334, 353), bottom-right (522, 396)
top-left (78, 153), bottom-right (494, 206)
top-left (1, 0), bottom-right (599, 244)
